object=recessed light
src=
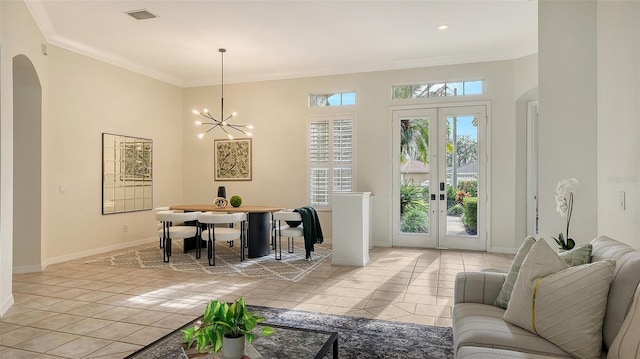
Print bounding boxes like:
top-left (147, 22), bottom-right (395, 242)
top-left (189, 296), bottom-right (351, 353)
top-left (438, 25), bottom-right (448, 30)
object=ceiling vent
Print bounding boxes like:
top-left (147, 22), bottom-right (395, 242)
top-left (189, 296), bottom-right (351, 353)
top-left (124, 9), bottom-right (158, 20)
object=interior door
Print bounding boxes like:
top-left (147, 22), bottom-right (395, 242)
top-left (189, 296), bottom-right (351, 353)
top-left (392, 105), bottom-right (486, 251)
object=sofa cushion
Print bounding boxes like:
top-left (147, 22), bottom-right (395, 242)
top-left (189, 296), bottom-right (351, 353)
top-left (607, 282), bottom-right (640, 359)
top-left (495, 237), bottom-right (537, 309)
top-left (558, 243), bottom-right (592, 266)
top-left (453, 303), bottom-right (571, 358)
top-left (504, 239), bottom-right (615, 359)
top-left (591, 236), bottom-right (640, 351)
top-left (494, 239), bottom-right (592, 309)
top-left (457, 346), bottom-right (568, 359)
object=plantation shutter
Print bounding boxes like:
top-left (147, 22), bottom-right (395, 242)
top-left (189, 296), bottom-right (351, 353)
top-left (308, 116), bottom-right (354, 207)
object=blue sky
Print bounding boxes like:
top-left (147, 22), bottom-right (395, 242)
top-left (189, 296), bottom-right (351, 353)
top-left (451, 115), bottom-right (478, 140)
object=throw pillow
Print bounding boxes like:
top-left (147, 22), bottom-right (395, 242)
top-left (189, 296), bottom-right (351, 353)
top-left (558, 243), bottom-right (593, 266)
top-left (607, 282), bottom-right (640, 359)
top-left (494, 236), bottom-right (537, 309)
top-left (503, 239), bottom-right (615, 359)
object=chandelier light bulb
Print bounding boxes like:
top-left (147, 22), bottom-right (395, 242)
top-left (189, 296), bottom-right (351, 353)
top-left (193, 48), bottom-right (252, 139)
top-left (246, 132), bottom-right (253, 137)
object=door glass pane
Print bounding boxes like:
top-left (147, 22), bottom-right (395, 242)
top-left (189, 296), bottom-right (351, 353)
top-left (399, 118), bottom-right (430, 234)
top-left (446, 115), bottom-right (478, 236)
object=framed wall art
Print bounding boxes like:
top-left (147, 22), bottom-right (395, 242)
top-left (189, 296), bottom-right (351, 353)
top-left (214, 138), bottom-right (252, 181)
top-left (102, 133), bottom-right (153, 214)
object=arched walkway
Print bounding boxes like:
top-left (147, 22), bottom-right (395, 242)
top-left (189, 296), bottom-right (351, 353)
top-left (12, 54), bottom-right (42, 273)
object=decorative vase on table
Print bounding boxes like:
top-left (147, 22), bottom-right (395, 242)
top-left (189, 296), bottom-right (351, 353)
top-left (222, 335), bottom-right (245, 359)
top-left (214, 197), bottom-right (228, 208)
top-left (217, 186), bottom-right (227, 199)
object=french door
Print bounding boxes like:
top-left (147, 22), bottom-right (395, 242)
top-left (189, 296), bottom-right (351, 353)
top-left (392, 105), bottom-right (487, 251)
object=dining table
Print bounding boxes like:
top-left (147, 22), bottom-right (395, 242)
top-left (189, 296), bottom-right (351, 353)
top-left (169, 204), bottom-right (283, 258)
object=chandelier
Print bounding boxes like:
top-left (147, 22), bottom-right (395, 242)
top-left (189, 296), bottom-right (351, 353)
top-left (194, 48), bottom-right (253, 139)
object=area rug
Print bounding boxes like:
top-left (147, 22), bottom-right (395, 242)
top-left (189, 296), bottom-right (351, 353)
top-left (125, 305), bottom-right (454, 359)
top-left (82, 241), bottom-right (332, 282)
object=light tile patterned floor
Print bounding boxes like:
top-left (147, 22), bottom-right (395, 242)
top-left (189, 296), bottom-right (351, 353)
top-left (1, 246), bottom-right (513, 358)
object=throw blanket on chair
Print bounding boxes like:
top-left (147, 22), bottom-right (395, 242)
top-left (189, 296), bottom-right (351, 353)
top-left (294, 206), bottom-right (324, 260)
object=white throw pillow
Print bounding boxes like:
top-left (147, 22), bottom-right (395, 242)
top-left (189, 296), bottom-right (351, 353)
top-left (503, 239), bottom-right (615, 359)
top-left (607, 282), bottom-right (640, 359)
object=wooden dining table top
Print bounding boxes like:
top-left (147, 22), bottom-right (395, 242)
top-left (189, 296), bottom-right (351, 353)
top-left (169, 204), bottom-right (283, 213)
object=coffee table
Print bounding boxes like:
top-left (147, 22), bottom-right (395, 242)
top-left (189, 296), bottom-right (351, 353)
top-left (125, 322), bottom-right (339, 359)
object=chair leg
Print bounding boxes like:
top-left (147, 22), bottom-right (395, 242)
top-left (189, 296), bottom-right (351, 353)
top-left (275, 233), bottom-right (282, 261)
top-left (160, 223), bottom-right (167, 249)
top-left (208, 238), bottom-right (214, 266)
top-left (240, 221), bottom-right (246, 262)
top-left (288, 237), bottom-right (295, 253)
top-left (195, 228), bottom-right (202, 259)
top-left (164, 236), bottom-right (172, 263)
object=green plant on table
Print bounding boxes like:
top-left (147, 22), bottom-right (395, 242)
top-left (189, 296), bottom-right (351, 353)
top-left (182, 297), bottom-right (275, 353)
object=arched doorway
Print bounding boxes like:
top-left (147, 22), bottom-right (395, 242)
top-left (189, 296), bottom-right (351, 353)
top-left (13, 54), bottom-right (42, 273)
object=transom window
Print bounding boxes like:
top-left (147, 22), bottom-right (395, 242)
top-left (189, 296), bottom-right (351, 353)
top-left (309, 92), bottom-right (356, 107)
top-left (308, 115), bottom-right (354, 207)
top-left (393, 80), bottom-right (484, 99)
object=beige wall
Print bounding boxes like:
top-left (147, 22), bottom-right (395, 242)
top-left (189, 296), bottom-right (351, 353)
top-left (538, 0), bottom-right (598, 246)
top-left (1, 0), bottom-right (50, 315)
top-left (44, 45), bottom-right (184, 263)
top-left (183, 58), bottom-right (537, 252)
top-left (596, 0), bottom-right (640, 248)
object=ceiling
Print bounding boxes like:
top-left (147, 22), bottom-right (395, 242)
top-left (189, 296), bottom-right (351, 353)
top-left (25, 0), bottom-right (538, 88)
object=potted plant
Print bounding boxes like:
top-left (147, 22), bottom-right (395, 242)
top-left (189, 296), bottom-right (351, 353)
top-left (552, 177), bottom-right (578, 251)
top-left (182, 297), bottom-right (275, 359)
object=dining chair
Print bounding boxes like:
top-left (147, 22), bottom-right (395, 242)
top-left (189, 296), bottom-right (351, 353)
top-left (156, 210), bottom-right (199, 263)
top-left (155, 207), bottom-right (170, 248)
top-left (272, 210), bottom-right (304, 260)
top-left (197, 212), bottom-right (247, 266)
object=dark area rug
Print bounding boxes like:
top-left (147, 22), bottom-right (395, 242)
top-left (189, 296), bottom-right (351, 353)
top-left (126, 305), bottom-right (454, 359)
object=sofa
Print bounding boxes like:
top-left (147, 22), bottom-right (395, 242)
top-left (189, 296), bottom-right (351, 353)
top-left (453, 236), bottom-right (640, 359)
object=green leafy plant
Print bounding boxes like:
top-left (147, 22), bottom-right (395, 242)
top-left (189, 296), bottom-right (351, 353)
top-left (400, 180), bottom-right (428, 214)
top-left (401, 207), bottom-right (429, 233)
top-left (462, 197), bottom-right (478, 233)
top-left (229, 195), bottom-right (242, 207)
top-left (448, 203), bottom-right (464, 216)
top-left (183, 297), bottom-right (275, 353)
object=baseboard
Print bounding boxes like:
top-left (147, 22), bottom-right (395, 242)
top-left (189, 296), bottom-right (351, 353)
top-left (488, 246), bottom-right (517, 254)
top-left (12, 264), bottom-right (44, 274)
top-left (332, 254), bottom-right (369, 267)
top-left (0, 294), bottom-right (15, 318)
top-left (40, 237), bottom-right (157, 270)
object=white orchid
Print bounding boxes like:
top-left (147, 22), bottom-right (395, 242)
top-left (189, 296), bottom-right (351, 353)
top-left (555, 177), bottom-right (579, 217)
top-left (553, 177), bottom-right (578, 250)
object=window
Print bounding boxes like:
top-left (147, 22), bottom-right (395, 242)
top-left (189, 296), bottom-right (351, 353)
top-left (392, 79), bottom-right (484, 99)
top-left (309, 115), bottom-right (354, 207)
top-left (309, 92), bottom-right (356, 107)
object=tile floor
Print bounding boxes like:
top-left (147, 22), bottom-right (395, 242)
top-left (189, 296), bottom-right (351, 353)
top-left (1, 246), bottom-right (513, 359)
